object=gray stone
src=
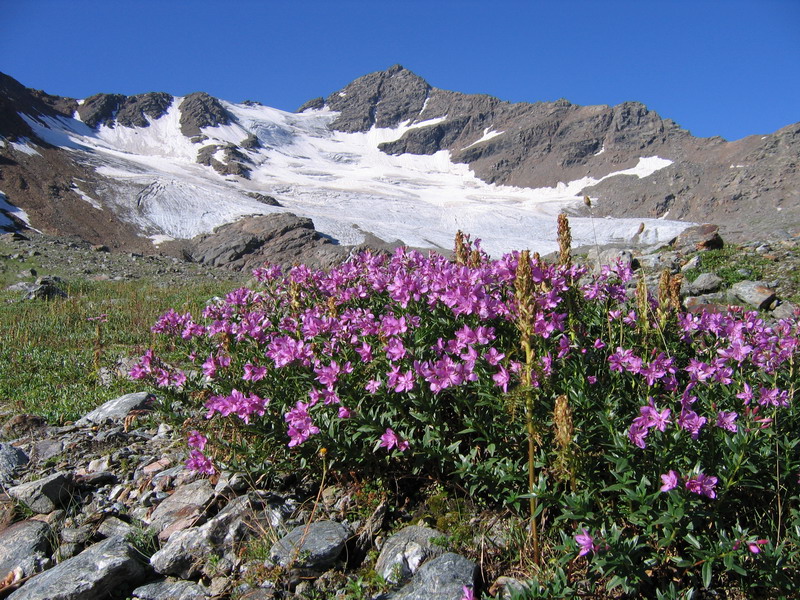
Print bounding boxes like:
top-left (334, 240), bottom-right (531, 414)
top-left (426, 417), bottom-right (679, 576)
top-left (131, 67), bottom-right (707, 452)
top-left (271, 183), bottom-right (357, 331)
top-left (634, 251), bottom-right (681, 273)
top-left (673, 224), bottom-right (724, 252)
top-left (148, 479), bottom-right (216, 540)
top-left (6, 536), bottom-right (147, 600)
top-left (189, 213), bottom-right (346, 271)
top-left (0, 443), bottom-right (28, 483)
top-left (375, 525), bottom-right (445, 584)
top-left (729, 280), bottom-right (777, 310)
top-left (688, 272), bottom-right (724, 295)
top-left (60, 524), bottom-right (94, 545)
top-left (21, 276), bottom-right (67, 301)
top-left (269, 520), bottom-right (350, 570)
top-left (772, 301), bottom-right (798, 320)
top-left (132, 578), bottom-right (210, 600)
top-left (151, 494), bottom-right (258, 579)
top-left (0, 520), bottom-right (52, 577)
top-left (75, 392), bottom-right (153, 426)
top-left (490, 576), bottom-right (531, 599)
top-left (7, 471), bottom-right (74, 513)
top-left (386, 552), bottom-right (476, 600)
top-left (97, 516), bottom-right (136, 540)
top-left (684, 293), bottom-right (728, 313)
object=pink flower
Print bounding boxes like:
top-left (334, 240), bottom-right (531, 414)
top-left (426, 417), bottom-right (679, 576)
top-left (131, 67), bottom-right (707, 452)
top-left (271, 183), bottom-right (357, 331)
top-left (460, 585), bottom-right (475, 600)
top-left (187, 430), bottom-right (207, 451)
top-left (243, 363), bottom-right (267, 381)
top-left (185, 450), bottom-right (215, 475)
top-left (379, 428), bottom-right (409, 452)
top-left (747, 539), bottom-right (768, 553)
top-left (492, 366), bottom-right (510, 393)
top-left (716, 411), bottom-right (738, 433)
top-left (575, 528), bottom-right (599, 556)
top-left (660, 470), bottom-right (679, 492)
top-left (338, 406), bottom-right (351, 419)
top-left (685, 472), bottom-right (718, 499)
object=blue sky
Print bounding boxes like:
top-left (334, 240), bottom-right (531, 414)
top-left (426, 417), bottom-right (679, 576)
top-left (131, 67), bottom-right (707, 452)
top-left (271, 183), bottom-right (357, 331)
top-left (2, 0), bottom-right (798, 141)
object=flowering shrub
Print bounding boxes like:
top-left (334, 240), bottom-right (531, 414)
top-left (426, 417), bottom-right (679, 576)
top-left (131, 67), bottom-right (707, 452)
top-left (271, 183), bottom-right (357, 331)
top-left (132, 226), bottom-right (800, 596)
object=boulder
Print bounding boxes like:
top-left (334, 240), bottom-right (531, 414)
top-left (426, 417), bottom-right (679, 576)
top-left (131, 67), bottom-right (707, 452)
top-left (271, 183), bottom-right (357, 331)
top-left (386, 552), bottom-right (476, 600)
top-left (147, 479), bottom-right (216, 540)
top-left (75, 392), bottom-right (154, 427)
top-left (729, 280), bottom-right (777, 310)
top-left (7, 471), bottom-right (74, 514)
top-left (151, 494), bottom-right (259, 579)
top-left (6, 536), bottom-right (147, 600)
top-left (189, 213), bottom-right (346, 271)
top-left (21, 276), bottom-right (67, 301)
top-left (374, 525), bottom-right (445, 584)
top-left (269, 520), bottom-right (350, 570)
top-left (132, 578), bottom-right (210, 600)
top-left (0, 443), bottom-right (29, 484)
top-left (673, 224), bottom-right (724, 252)
top-left (772, 301), bottom-right (798, 320)
top-left (687, 272), bottom-right (724, 296)
top-left (0, 520), bottom-right (52, 577)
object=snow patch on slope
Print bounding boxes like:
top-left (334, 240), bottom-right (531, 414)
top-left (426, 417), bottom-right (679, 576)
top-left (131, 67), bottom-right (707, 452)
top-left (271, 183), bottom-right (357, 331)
top-left (463, 128), bottom-right (504, 150)
top-left (0, 191), bottom-right (33, 229)
top-left (23, 99), bottom-right (688, 256)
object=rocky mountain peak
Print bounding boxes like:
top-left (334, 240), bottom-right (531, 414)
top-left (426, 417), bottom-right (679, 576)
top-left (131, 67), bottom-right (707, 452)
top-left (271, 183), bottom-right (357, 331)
top-left (0, 72), bottom-right (76, 141)
top-left (178, 92), bottom-right (233, 137)
top-left (326, 65), bottom-right (432, 132)
top-left (77, 93), bottom-right (126, 128)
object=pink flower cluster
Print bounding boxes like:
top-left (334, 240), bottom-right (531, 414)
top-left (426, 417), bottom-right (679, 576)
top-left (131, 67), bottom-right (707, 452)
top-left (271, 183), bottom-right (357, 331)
top-left (660, 469), bottom-right (718, 499)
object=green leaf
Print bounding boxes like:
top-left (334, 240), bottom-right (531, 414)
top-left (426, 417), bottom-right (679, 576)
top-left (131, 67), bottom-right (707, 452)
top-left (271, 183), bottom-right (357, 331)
top-left (684, 533), bottom-right (701, 550)
top-left (701, 559), bottom-right (713, 589)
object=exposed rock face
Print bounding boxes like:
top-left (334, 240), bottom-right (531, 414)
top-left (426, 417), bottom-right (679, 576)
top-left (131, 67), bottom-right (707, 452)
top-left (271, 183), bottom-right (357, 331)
top-left (269, 520), bottom-right (350, 569)
top-left (326, 64), bottom-right (431, 132)
top-left (115, 92), bottom-right (173, 127)
top-left (6, 536), bottom-right (148, 600)
top-left (196, 144), bottom-right (251, 178)
top-left (321, 65), bottom-right (800, 240)
top-left (296, 96), bottom-right (325, 112)
top-left (189, 213), bottom-right (347, 271)
top-left (178, 92), bottom-right (233, 137)
top-left (77, 93), bottom-right (127, 128)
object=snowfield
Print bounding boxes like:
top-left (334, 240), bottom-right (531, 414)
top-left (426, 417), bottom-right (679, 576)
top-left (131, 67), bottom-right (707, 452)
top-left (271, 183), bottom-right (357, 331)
top-left (16, 100), bottom-right (693, 256)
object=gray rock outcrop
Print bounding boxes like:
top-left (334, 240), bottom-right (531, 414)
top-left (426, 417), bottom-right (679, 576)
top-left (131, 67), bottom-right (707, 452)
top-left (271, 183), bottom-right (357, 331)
top-left (375, 525), bottom-right (445, 583)
top-left (0, 520), bottom-right (52, 577)
top-left (179, 92), bottom-right (233, 137)
top-left (189, 213), bottom-right (347, 271)
top-left (75, 391), bottom-right (153, 426)
top-left (269, 520), bottom-right (350, 570)
top-left (7, 471), bottom-right (74, 514)
top-left (6, 536), bottom-right (147, 600)
top-left (386, 552), bottom-right (476, 600)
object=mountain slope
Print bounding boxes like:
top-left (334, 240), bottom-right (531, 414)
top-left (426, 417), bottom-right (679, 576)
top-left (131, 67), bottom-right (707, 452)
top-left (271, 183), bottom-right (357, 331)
top-left (0, 67), bottom-right (797, 263)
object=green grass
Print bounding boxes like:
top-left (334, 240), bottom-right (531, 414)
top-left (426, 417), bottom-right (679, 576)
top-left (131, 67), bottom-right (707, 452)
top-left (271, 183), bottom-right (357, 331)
top-left (683, 247), bottom-right (772, 287)
top-left (0, 277), bottom-right (242, 425)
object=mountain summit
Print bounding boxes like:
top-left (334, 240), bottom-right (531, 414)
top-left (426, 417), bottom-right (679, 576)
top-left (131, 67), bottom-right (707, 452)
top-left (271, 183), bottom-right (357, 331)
top-left (0, 66), bottom-right (797, 260)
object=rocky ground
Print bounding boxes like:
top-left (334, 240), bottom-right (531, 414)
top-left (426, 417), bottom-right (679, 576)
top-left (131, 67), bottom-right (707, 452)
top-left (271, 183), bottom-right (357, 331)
top-left (0, 225), bottom-right (799, 599)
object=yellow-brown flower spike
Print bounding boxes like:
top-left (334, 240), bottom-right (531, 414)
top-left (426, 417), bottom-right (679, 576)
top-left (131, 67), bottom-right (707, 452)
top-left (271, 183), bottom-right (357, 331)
top-left (553, 394), bottom-right (576, 490)
top-left (669, 273), bottom-right (683, 312)
top-left (636, 274), bottom-right (650, 333)
top-left (557, 213), bottom-right (572, 269)
top-left (454, 230), bottom-right (468, 266)
top-left (515, 250), bottom-right (535, 337)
